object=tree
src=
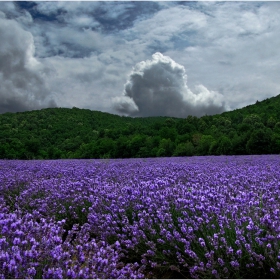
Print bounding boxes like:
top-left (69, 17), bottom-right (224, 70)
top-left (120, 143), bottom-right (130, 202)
top-left (198, 119), bottom-right (207, 132)
top-left (115, 136), bottom-right (131, 158)
top-left (217, 136), bottom-right (232, 155)
top-left (274, 122), bottom-right (280, 133)
top-left (0, 144), bottom-right (8, 158)
top-left (197, 135), bottom-right (215, 155)
top-left (164, 118), bottom-right (176, 128)
top-left (231, 133), bottom-right (250, 155)
top-left (192, 134), bottom-right (202, 148)
top-left (176, 120), bottom-right (195, 135)
top-left (209, 141), bottom-right (218, 155)
top-left (267, 117), bottom-right (276, 128)
top-left (1, 94), bottom-right (280, 159)
top-left (97, 138), bottom-right (116, 158)
top-left (157, 138), bottom-right (175, 157)
top-left (237, 123), bottom-right (251, 134)
top-left (243, 114), bottom-right (263, 129)
top-left (173, 141), bottom-right (194, 156)
top-left (47, 146), bottom-right (62, 159)
top-left (159, 127), bottom-right (177, 142)
top-left (270, 133), bottom-right (280, 154)
top-left (246, 129), bottom-right (271, 154)
top-left (25, 138), bottom-right (40, 155)
top-left (129, 134), bottom-right (146, 157)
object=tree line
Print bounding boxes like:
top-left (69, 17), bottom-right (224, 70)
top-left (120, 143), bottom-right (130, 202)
top-left (0, 95), bottom-right (280, 159)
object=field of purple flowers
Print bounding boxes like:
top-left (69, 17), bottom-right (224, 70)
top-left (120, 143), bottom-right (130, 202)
top-left (1, 155), bottom-right (280, 278)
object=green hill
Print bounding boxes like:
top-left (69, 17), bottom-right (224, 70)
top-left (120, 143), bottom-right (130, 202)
top-left (1, 95), bottom-right (280, 159)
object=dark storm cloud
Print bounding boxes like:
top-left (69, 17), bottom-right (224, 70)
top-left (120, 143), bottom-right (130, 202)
top-left (0, 13), bottom-right (56, 114)
top-left (114, 53), bottom-right (227, 118)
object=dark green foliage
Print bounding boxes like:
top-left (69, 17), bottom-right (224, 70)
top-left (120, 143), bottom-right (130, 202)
top-left (246, 129), bottom-right (272, 154)
top-left (197, 135), bottom-right (215, 155)
top-left (173, 142), bottom-right (194, 156)
top-left (1, 94), bottom-right (280, 159)
top-left (217, 136), bottom-right (232, 155)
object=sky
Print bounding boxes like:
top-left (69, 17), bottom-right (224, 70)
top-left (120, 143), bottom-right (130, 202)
top-left (0, 1), bottom-right (280, 118)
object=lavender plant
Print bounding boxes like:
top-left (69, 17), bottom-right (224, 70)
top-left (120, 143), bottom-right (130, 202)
top-left (0, 155), bottom-right (280, 278)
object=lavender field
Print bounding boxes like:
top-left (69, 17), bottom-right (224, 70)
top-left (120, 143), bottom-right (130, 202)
top-left (1, 156), bottom-right (280, 279)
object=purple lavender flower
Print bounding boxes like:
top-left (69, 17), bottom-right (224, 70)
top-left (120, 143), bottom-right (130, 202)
top-left (236, 249), bottom-right (242, 258)
top-left (212, 269), bottom-right (219, 278)
top-left (218, 258), bottom-right (224, 266)
top-left (1, 156), bottom-right (280, 278)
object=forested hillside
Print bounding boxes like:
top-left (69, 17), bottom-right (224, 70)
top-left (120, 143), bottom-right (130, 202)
top-left (1, 95), bottom-right (280, 159)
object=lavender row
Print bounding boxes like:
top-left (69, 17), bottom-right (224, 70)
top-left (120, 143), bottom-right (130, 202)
top-left (1, 155), bottom-right (280, 278)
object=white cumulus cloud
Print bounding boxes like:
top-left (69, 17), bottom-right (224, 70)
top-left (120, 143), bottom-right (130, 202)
top-left (114, 52), bottom-right (227, 117)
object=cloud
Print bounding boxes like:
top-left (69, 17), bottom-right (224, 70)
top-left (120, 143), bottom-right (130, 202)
top-left (113, 96), bottom-right (139, 115)
top-left (114, 52), bottom-right (227, 118)
top-left (34, 1), bottom-right (157, 33)
top-left (42, 26), bottom-right (109, 58)
top-left (159, 2), bottom-right (280, 110)
top-left (0, 15), bottom-right (56, 113)
top-left (1, 2), bottom-right (280, 117)
top-left (41, 53), bottom-right (129, 114)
